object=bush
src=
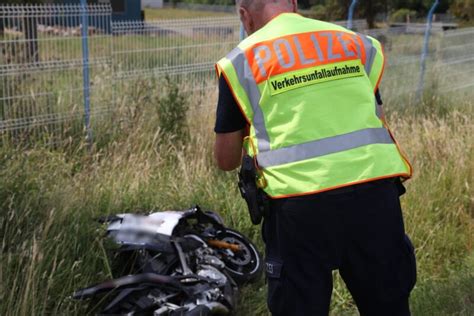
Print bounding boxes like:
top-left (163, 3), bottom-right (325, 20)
top-left (309, 5), bottom-right (328, 20)
top-left (181, 0), bottom-right (233, 5)
top-left (156, 76), bottom-right (189, 144)
top-left (450, 0), bottom-right (474, 21)
top-left (390, 8), bottom-right (418, 23)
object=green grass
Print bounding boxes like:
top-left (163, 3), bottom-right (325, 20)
top-left (144, 8), bottom-right (232, 20)
top-left (411, 255), bottom-right (474, 316)
top-left (0, 84), bottom-right (473, 315)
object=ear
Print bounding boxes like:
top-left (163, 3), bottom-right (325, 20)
top-left (239, 6), bottom-right (254, 35)
top-left (238, 6), bottom-right (246, 18)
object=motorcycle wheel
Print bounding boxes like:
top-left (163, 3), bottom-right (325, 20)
top-left (216, 228), bottom-right (263, 285)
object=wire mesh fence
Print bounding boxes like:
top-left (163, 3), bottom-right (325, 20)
top-left (365, 26), bottom-right (474, 104)
top-left (0, 4), bottom-right (472, 145)
top-left (112, 17), bottom-right (239, 88)
top-left (0, 4), bottom-right (112, 144)
top-left (435, 28), bottom-right (474, 96)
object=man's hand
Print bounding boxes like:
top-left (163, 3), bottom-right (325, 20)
top-left (214, 128), bottom-right (246, 171)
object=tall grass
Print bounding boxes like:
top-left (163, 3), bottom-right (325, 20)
top-left (0, 86), bottom-right (473, 315)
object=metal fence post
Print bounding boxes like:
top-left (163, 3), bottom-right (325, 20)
top-left (347, 0), bottom-right (358, 30)
top-left (417, 0), bottom-right (440, 102)
top-left (80, 0), bottom-right (92, 146)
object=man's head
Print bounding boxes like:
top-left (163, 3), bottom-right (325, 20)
top-left (236, 0), bottom-right (297, 35)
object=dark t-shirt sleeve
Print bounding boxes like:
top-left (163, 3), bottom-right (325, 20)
top-left (375, 89), bottom-right (383, 106)
top-left (214, 76), bottom-right (248, 133)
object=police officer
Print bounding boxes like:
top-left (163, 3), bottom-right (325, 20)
top-left (214, 0), bottom-right (417, 315)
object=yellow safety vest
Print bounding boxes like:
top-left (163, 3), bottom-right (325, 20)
top-left (216, 13), bottom-right (412, 198)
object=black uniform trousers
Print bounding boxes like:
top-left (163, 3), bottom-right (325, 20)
top-left (262, 178), bottom-right (416, 316)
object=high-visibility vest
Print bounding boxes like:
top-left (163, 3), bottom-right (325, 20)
top-left (216, 13), bottom-right (412, 199)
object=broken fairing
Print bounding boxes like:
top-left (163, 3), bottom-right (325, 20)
top-left (73, 206), bottom-right (263, 315)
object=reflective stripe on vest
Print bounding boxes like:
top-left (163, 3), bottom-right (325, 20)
top-left (226, 47), bottom-right (271, 152)
top-left (257, 127), bottom-right (393, 168)
top-left (217, 13), bottom-right (412, 198)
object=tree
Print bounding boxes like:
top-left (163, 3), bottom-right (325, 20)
top-left (450, 0), bottom-right (474, 21)
top-left (309, 0), bottom-right (458, 26)
top-left (325, 0), bottom-right (349, 21)
top-left (359, 0), bottom-right (387, 29)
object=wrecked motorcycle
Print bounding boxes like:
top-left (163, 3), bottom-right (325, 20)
top-left (73, 205), bottom-right (262, 315)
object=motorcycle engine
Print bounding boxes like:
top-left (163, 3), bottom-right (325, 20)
top-left (194, 247), bottom-right (234, 313)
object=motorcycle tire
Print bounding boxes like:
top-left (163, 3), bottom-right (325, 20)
top-left (216, 228), bottom-right (263, 285)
